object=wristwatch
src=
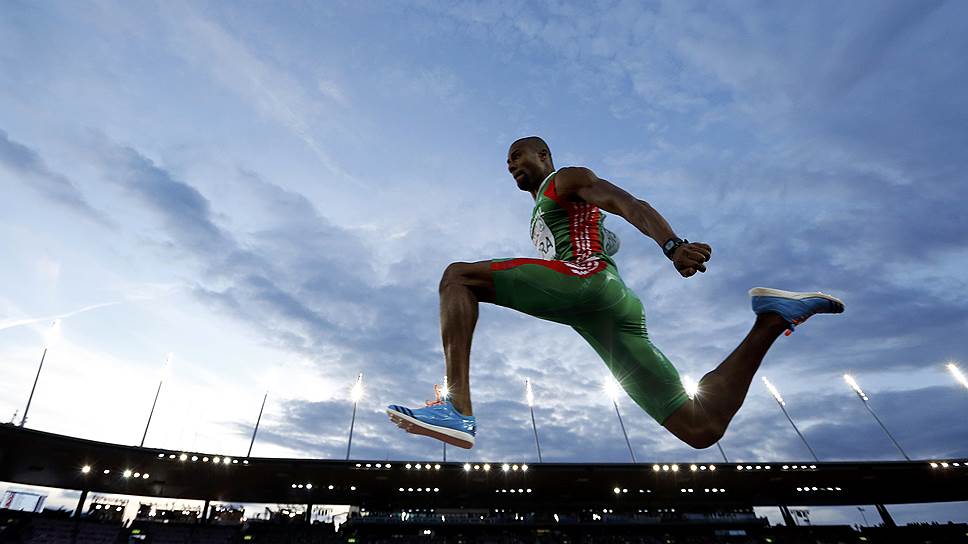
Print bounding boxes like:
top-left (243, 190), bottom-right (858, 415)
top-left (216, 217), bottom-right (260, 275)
top-left (663, 238), bottom-right (688, 260)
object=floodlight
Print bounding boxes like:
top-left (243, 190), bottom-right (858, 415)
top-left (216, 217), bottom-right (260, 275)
top-left (81, 465), bottom-right (91, 474)
top-left (604, 377), bottom-right (622, 401)
top-left (762, 377), bottom-right (784, 405)
top-left (526, 378), bottom-right (535, 407)
top-left (843, 374), bottom-right (868, 401)
top-left (682, 375), bottom-right (699, 400)
top-left (45, 319), bottom-right (62, 347)
top-left (162, 353), bottom-right (173, 379)
top-left (947, 363), bottom-right (968, 390)
top-left (351, 373), bottom-right (364, 402)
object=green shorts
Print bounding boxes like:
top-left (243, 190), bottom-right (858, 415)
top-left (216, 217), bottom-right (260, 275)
top-left (490, 258), bottom-right (688, 424)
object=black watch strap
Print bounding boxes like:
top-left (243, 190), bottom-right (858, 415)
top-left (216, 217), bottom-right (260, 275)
top-left (663, 238), bottom-right (688, 260)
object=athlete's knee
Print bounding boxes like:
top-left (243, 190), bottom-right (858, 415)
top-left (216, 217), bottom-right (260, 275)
top-left (683, 422), bottom-right (725, 450)
top-left (440, 262), bottom-right (473, 293)
top-left (665, 408), bottom-right (726, 450)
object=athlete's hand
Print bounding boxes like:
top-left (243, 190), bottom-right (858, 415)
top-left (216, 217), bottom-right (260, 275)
top-left (672, 242), bottom-right (712, 278)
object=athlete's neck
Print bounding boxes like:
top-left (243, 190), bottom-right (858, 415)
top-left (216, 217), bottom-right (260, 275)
top-left (530, 168), bottom-right (556, 200)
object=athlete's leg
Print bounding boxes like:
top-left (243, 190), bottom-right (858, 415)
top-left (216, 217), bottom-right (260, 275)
top-left (438, 261), bottom-right (496, 417)
top-left (662, 314), bottom-right (787, 449)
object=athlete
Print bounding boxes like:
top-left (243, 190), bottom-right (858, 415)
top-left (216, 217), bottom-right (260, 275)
top-left (387, 136), bottom-right (843, 450)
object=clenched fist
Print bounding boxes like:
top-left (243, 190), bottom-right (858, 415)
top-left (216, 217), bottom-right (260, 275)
top-left (672, 242), bottom-right (712, 278)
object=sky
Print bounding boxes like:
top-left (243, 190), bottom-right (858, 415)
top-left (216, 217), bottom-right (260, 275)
top-left (1, 0), bottom-right (967, 526)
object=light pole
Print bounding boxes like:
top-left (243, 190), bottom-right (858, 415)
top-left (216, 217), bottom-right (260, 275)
top-left (762, 377), bottom-right (819, 462)
top-left (441, 377), bottom-right (448, 462)
top-left (247, 391), bottom-right (268, 457)
top-left (947, 362), bottom-right (968, 390)
top-left (526, 378), bottom-right (543, 463)
top-left (682, 375), bottom-right (729, 462)
top-left (346, 373), bottom-right (363, 460)
top-left (21, 319), bottom-right (60, 428)
top-left (141, 354), bottom-right (172, 447)
top-left (605, 377), bottom-right (636, 463)
top-left (843, 374), bottom-right (910, 461)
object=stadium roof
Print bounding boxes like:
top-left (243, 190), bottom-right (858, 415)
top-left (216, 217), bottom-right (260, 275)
top-left (2, 424), bottom-right (966, 509)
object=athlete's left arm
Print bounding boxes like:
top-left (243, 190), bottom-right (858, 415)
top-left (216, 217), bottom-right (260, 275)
top-left (555, 166), bottom-right (711, 276)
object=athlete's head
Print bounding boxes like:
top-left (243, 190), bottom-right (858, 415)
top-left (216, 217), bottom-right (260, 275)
top-left (507, 136), bottom-right (554, 192)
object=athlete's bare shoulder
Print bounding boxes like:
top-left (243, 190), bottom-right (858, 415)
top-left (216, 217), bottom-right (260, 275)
top-left (554, 166), bottom-right (599, 199)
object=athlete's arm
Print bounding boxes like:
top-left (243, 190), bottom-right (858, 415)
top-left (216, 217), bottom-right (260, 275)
top-left (555, 166), bottom-right (711, 277)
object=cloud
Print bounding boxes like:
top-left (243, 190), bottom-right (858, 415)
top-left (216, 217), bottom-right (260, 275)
top-left (0, 129), bottom-right (113, 227)
top-left (156, 2), bottom-right (358, 184)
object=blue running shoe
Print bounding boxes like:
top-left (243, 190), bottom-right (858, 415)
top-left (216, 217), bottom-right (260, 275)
top-left (387, 388), bottom-right (476, 449)
top-left (750, 287), bottom-right (845, 336)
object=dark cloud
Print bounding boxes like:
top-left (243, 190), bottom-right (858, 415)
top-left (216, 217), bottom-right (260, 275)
top-left (0, 129), bottom-right (113, 227)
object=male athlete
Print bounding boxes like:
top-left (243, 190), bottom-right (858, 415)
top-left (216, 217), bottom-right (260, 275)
top-left (387, 137), bottom-right (843, 450)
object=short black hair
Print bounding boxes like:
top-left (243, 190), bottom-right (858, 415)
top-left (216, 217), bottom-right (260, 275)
top-left (510, 136), bottom-right (553, 164)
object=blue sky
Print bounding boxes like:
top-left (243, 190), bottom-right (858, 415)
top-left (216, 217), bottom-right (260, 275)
top-left (2, 0), bottom-right (967, 525)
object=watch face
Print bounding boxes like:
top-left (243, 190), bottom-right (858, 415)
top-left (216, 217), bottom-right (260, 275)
top-left (665, 240), bottom-right (676, 252)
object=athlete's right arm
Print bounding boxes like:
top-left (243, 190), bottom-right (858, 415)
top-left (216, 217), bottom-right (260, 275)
top-left (556, 166), bottom-right (711, 277)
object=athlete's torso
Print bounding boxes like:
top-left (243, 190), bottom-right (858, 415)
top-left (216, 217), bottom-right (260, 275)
top-left (529, 170), bottom-right (617, 269)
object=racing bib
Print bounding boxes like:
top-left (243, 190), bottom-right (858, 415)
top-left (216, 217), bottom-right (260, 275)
top-left (531, 212), bottom-right (556, 260)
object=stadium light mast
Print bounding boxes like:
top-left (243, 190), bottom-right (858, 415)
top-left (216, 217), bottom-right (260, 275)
top-left (682, 375), bottom-right (728, 463)
top-left (20, 319), bottom-right (60, 428)
top-left (247, 391), bottom-right (269, 458)
top-left (140, 353), bottom-right (172, 447)
top-left (346, 373), bottom-right (364, 460)
top-left (526, 378), bottom-right (543, 463)
top-left (843, 374), bottom-right (910, 461)
top-left (947, 362), bottom-right (968, 390)
top-left (762, 377), bottom-right (819, 462)
top-left (442, 376), bottom-right (448, 462)
top-left (605, 377), bottom-right (636, 463)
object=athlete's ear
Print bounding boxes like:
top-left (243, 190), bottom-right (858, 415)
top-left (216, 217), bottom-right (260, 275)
top-left (539, 148), bottom-right (551, 165)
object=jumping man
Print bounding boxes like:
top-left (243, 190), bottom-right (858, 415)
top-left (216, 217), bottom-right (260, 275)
top-left (387, 137), bottom-right (843, 450)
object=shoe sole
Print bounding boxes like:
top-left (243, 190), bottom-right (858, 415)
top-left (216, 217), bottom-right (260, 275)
top-left (386, 410), bottom-right (475, 449)
top-left (748, 287), bottom-right (845, 312)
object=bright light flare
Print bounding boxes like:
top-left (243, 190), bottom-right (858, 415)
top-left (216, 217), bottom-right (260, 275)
top-left (351, 373), bottom-right (364, 403)
top-left (762, 377), bottom-right (784, 406)
top-left (161, 353), bottom-right (173, 380)
top-left (604, 377), bottom-right (622, 402)
top-left (441, 376), bottom-right (449, 400)
top-left (45, 319), bottom-right (62, 347)
top-left (525, 378), bottom-right (535, 407)
top-left (947, 363), bottom-right (968, 390)
top-left (682, 375), bottom-right (699, 400)
top-left (843, 374), bottom-right (868, 401)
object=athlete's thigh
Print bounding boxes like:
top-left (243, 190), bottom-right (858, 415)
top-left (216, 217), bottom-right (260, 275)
top-left (488, 258), bottom-right (594, 324)
top-left (573, 293), bottom-right (688, 425)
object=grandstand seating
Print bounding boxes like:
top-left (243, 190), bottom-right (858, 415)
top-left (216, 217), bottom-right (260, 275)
top-left (3, 508), bottom-right (968, 543)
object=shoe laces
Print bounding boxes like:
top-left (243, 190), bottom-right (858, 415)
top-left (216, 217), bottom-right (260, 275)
top-left (425, 384), bottom-right (446, 406)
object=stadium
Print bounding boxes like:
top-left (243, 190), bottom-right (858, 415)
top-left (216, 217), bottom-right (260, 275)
top-left (2, 422), bottom-right (967, 543)
top-left (4, 1), bottom-right (968, 543)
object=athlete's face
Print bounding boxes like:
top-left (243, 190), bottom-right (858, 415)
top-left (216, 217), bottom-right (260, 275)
top-left (507, 145), bottom-right (547, 192)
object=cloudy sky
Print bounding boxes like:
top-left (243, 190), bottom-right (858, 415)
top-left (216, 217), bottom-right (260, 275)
top-left (2, 0), bottom-right (967, 526)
